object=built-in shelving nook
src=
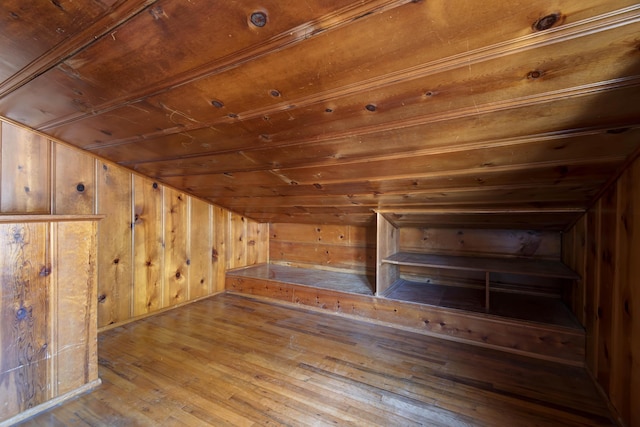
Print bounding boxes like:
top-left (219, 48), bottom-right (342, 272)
top-left (376, 212), bottom-right (581, 328)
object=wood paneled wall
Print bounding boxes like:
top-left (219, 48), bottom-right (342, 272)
top-left (269, 223), bottom-right (375, 275)
top-left (564, 154), bottom-right (640, 427)
top-left (0, 217), bottom-right (99, 424)
top-left (0, 119), bottom-right (268, 329)
top-left (398, 228), bottom-right (565, 296)
top-left (399, 228), bottom-right (561, 259)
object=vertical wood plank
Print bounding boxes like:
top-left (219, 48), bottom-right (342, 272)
top-left (0, 223), bottom-right (51, 420)
top-left (53, 144), bottom-right (95, 215)
top-left (0, 122), bottom-right (50, 213)
top-left (246, 219), bottom-right (261, 266)
top-left (485, 271), bottom-right (490, 312)
top-left (585, 203), bottom-right (601, 374)
top-left (228, 213), bottom-right (247, 269)
top-left (53, 221), bottom-right (99, 395)
top-left (189, 197), bottom-right (212, 299)
top-left (564, 217), bottom-right (588, 326)
top-left (212, 206), bottom-right (229, 292)
top-left (97, 162), bottom-right (133, 328)
top-left (255, 222), bottom-right (269, 265)
top-left (609, 160), bottom-right (640, 426)
top-left (573, 216), bottom-right (588, 326)
top-left (164, 188), bottom-right (188, 306)
top-left (376, 213), bottom-right (399, 295)
top-left (133, 176), bottom-right (164, 316)
top-left (597, 186), bottom-right (617, 393)
top-left (561, 228), bottom-right (576, 309)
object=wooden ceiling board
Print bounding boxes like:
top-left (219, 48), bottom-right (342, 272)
top-left (1, 1), bottom-right (639, 227)
top-left (41, 3), bottom-right (640, 153)
top-left (212, 181), bottom-right (602, 209)
top-left (212, 129), bottom-right (640, 185)
top-left (65, 18), bottom-right (640, 165)
top-left (120, 86), bottom-right (640, 179)
top-left (159, 156), bottom-right (623, 199)
top-left (0, 0), bottom-right (123, 83)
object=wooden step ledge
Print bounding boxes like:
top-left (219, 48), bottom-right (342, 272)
top-left (226, 268), bottom-right (585, 366)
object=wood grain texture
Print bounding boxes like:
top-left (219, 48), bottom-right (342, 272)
top-left (229, 263), bottom-right (373, 295)
top-left (15, 293), bottom-right (615, 427)
top-left (376, 212), bottom-right (399, 295)
top-left (132, 175), bottom-right (164, 316)
top-left (1, 2), bottom-right (639, 228)
top-left (0, 0), bottom-right (134, 96)
top-left (212, 206), bottom-right (229, 292)
top-left (164, 188), bottom-right (188, 307)
top-left (0, 223), bottom-right (50, 420)
top-left (585, 204), bottom-right (601, 374)
top-left (246, 219), bottom-right (268, 267)
top-left (596, 186), bottom-right (617, 393)
top-left (383, 252), bottom-right (579, 280)
top-left (53, 143), bottom-right (95, 215)
top-left (0, 121), bottom-right (49, 213)
top-left (400, 228), bottom-right (561, 260)
top-left (1, 118), bottom-right (264, 329)
top-left (608, 157), bottom-right (640, 426)
top-left (270, 223), bottom-right (375, 275)
top-left (52, 221), bottom-right (99, 396)
top-left (0, 217), bottom-right (99, 425)
top-left (227, 213), bottom-right (246, 270)
top-left (563, 216), bottom-right (587, 325)
top-left (188, 197), bottom-right (212, 299)
top-left (226, 272), bottom-right (586, 365)
top-left (96, 161), bottom-right (133, 327)
top-left (224, 213), bottom-right (268, 272)
top-left (564, 153), bottom-right (640, 427)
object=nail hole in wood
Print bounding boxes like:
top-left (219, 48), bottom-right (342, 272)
top-left (250, 11), bottom-right (267, 27)
top-left (527, 70), bottom-right (543, 79)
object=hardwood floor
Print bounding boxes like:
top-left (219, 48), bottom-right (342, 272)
top-left (17, 293), bottom-right (614, 426)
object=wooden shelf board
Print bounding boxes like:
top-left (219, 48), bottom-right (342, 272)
top-left (227, 263), bottom-right (374, 296)
top-left (382, 252), bottom-right (580, 280)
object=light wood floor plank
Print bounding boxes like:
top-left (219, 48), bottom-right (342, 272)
top-left (16, 293), bottom-right (614, 426)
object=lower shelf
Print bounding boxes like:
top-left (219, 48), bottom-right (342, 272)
top-left (226, 263), bottom-right (374, 295)
top-left (384, 279), bottom-right (581, 329)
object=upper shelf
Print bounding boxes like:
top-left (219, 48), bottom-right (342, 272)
top-left (382, 252), bottom-right (580, 280)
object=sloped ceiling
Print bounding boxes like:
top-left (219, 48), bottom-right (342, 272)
top-left (1, 0), bottom-right (639, 228)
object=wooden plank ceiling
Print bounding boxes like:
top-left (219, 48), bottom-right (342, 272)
top-left (1, 0), bottom-right (639, 228)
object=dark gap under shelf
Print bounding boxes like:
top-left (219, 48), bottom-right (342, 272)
top-left (384, 278), bottom-right (582, 329)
